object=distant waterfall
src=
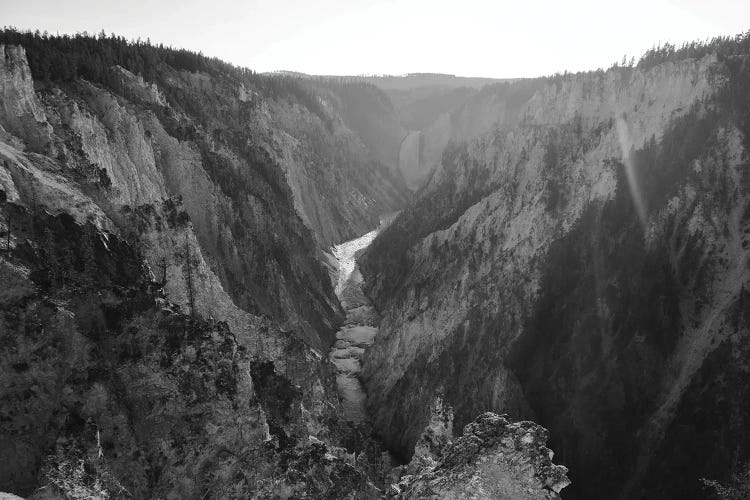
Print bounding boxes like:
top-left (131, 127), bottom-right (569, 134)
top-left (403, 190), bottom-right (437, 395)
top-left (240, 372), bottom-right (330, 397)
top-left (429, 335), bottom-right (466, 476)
top-left (398, 130), bottom-right (421, 190)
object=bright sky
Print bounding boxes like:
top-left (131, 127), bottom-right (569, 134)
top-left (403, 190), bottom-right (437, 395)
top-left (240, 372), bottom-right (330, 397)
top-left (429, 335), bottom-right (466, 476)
top-left (3, 0), bottom-right (749, 78)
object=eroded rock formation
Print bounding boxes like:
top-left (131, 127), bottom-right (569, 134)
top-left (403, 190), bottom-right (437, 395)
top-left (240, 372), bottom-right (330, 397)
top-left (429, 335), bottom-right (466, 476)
top-left (391, 412), bottom-right (569, 499)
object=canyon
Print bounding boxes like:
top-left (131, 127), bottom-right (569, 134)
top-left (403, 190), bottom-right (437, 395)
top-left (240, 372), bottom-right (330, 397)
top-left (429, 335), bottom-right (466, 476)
top-left (0, 32), bottom-right (568, 499)
top-left (1, 27), bottom-right (749, 500)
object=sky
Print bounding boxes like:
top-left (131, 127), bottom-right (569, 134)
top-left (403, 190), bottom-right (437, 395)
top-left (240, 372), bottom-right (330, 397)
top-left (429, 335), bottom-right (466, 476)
top-left (2, 0), bottom-right (749, 78)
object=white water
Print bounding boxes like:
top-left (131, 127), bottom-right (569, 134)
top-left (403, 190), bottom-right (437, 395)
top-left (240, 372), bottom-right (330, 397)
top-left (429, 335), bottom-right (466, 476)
top-left (332, 228), bottom-right (379, 296)
top-left (328, 223), bottom-right (386, 423)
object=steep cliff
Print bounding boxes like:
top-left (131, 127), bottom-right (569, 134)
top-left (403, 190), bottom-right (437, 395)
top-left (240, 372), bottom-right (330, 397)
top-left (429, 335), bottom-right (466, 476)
top-left (0, 45), bottom-right (53, 153)
top-left (244, 79), bottom-right (409, 248)
top-left (0, 33), bottom-right (408, 498)
top-left (360, 37), bottom-right (750, 499)
top-left (0, 30), bottom-right (414, 345)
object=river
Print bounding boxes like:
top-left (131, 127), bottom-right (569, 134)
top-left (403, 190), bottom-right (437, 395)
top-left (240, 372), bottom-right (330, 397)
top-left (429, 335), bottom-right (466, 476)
top-left (328, 219), bottom-right (389, 423)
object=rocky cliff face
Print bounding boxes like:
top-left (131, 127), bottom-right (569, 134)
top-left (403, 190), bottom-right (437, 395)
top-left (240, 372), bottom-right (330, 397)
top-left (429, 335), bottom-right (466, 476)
top-left (0, 37), bottom-right (409, 498)
top-left (244, 80), bottom-right (409, 249)
top-left (0, 35), bottom-right (413, 347)
top-left (392, 55), bottom-right (723, 193)
top-left (0, 201), bottom-right (379, 499)
top-left (0, 43), bottom-right (333, 349)
top-left (360, 44), bottom-right (750, 499)
top-left (0, 45), bottom-right (53, 153)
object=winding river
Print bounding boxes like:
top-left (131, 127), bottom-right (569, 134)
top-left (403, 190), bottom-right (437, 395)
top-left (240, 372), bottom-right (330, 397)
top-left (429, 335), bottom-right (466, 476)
top-left (328, 221), bottom-right (388, 423)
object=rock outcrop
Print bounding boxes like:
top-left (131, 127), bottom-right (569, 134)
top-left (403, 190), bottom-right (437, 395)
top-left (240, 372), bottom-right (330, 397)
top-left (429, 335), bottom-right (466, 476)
top-left (0, 45), bottom-right (53, 153)
top-left (391, 413), bottom-right (569, 499)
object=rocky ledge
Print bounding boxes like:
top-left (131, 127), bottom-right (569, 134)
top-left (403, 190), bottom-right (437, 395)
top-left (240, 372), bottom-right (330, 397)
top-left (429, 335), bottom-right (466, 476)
top-left (390, 412), bottom-right (570, 499)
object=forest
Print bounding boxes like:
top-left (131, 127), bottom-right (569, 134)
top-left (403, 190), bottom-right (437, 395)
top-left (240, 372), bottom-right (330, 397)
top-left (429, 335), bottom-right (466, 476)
top-left (0, 27), bottom-right (330, 127)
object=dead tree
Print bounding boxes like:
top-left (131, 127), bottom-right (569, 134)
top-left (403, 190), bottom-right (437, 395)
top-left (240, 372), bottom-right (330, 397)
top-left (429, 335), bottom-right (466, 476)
top-left (184, 238), bottom-right (195, 318)
top-left (157, 254), bottom-right (168, 288)
top-left (5, 209), bottom-right (11, 255)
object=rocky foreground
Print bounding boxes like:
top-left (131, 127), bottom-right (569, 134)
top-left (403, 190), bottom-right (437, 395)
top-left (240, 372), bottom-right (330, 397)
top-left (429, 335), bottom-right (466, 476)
top-left (392, 409), bottom-right (569, 499)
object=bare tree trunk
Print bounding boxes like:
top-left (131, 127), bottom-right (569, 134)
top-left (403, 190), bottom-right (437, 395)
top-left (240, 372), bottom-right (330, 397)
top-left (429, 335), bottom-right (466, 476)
top-left (158, 254), bottom-right (167, 287)
top-left (184, 238), bottom-right (195, 318)
top-left (5, 210), bottom-right (10, 255)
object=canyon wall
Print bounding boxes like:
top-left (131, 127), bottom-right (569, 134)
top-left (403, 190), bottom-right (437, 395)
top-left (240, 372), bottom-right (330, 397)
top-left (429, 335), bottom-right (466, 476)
top-left (0, 39), bottom-right (408, 497)
top-left (390, 78), bottom-right (544, 190)
top-left (361, 46), bottom-right (750, 499)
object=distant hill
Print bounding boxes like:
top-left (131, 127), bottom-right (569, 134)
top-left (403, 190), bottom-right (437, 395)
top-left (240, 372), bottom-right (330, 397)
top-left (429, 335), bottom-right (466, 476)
top-left (268, 71), bottom-right (513, 91)
top-left (335, 73), bottom-right (509, 91)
